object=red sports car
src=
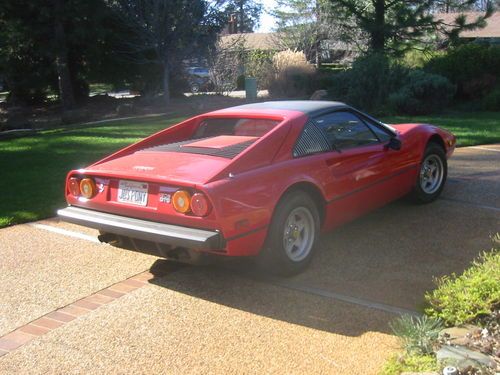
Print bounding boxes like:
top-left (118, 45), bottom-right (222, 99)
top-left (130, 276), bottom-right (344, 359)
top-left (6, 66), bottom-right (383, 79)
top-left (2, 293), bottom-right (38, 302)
top-left (58, 101), bottom-right (456, 275)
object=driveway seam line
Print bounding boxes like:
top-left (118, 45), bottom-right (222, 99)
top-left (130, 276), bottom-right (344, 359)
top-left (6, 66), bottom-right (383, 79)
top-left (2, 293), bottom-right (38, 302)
top-left (439, 197), bottom-right (500, 212)
top-left (265, 278), bottom-right (420, 317)
top-left (469, 146), bottom-right (500, 153)
top-left (28, 223), bottom-right (101, 243)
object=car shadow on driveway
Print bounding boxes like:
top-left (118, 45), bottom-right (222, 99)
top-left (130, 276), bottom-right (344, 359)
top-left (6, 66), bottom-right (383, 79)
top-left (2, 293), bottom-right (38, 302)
top-left (147, 190), bottom-right (498, 338)
top-left (148, 258), bottom-right (396, 337)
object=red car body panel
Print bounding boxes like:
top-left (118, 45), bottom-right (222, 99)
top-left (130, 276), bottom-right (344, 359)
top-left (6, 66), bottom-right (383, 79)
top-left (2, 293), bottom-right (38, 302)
top-left (62, 102), bottom-right (456, 257)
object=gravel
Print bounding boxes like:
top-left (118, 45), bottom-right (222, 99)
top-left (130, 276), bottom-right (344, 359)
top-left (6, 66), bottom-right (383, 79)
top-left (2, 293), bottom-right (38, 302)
top-left (0, 266), bottom-right (398, 374)
top-left (0, 223), bottom-right (157, 336)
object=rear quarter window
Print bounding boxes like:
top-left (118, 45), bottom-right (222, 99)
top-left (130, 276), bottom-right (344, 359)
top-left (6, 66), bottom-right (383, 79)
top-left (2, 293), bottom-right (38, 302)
top-left (193, 118), bottom-right (280, 139)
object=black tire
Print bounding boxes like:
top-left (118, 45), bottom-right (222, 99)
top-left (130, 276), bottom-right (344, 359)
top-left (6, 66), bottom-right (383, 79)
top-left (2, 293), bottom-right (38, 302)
top-left (190, 83), bottom-right (200, 93)
top-left (411, 142), bottom-right (447, 203)
top-left (257, 191), bottom-right (320, 276)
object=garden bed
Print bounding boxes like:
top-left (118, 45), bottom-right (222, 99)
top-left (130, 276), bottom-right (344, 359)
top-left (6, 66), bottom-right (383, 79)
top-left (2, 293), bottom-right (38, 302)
top-left (382, 240), bottom-right (500, 375)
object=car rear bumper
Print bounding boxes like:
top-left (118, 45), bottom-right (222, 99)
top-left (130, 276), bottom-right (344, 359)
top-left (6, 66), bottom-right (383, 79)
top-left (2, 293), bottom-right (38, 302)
top-left (57, 206), bottom-right (222, 251)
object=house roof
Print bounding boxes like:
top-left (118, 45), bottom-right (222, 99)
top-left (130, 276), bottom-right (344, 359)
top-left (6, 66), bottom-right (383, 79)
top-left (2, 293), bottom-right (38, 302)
top-left (434, 11), bottom-right (500, 38)
top-left (219, 33), bottom-right (280, 50)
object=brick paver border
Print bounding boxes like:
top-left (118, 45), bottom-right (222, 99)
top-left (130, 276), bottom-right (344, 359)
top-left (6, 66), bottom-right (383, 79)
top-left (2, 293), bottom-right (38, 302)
top-left (0, 271), bottom-right (154, 357)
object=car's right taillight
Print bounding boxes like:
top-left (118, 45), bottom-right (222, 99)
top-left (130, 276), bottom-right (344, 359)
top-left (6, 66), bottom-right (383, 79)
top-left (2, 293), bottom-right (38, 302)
top-left (190, 193), bottom-right (211, 217)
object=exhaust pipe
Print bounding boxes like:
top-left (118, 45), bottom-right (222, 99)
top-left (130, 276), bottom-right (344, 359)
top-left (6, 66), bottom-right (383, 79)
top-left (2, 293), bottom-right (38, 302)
top-left (97, 232), bottom-right (119, 245)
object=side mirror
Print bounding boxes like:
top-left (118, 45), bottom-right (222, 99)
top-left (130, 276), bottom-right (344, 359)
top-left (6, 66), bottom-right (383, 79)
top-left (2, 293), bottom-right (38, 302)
top-left (386, 137), bottom-right (402, 151)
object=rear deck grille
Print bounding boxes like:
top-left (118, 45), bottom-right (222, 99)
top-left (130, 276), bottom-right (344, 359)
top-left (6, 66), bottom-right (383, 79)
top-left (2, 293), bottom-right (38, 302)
top-left (140, 138), bottom-right (256, 159)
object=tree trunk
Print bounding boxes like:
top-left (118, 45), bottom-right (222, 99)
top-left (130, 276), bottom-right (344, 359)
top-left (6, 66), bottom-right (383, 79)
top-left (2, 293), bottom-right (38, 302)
top-left (162, 63), bottom-right (170, 109)
top-left (315, 0), bottom-right (321, 68)
top-left (239, 0), bottom-right (244, 33)
top-left (370, 0), bottom-right (386, 53)
top-left (54, 0), bottom-right (75, 111)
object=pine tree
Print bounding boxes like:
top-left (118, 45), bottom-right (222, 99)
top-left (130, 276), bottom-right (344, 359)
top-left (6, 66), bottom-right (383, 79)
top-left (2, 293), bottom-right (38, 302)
top-left (328, 0), bottom-right (493, 54)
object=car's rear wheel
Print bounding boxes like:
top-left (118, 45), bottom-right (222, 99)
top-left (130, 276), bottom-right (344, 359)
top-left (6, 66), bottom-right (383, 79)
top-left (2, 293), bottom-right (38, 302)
top-left (257, 191), bottom-right (320, 276)
top-left (412, 143), bottom-right (447, 203)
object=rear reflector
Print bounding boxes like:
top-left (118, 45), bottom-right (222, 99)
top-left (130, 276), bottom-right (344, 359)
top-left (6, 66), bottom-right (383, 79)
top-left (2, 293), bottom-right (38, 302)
top-left (191, 193), bottom-right (211, 217)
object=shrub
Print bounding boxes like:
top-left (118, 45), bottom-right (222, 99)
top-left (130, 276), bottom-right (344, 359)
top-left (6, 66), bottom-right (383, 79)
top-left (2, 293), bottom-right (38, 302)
top-left (245, 50), bottom-right (275, 90)
top-left (328, 53), bottom-right (408, 114)
top-left (236, 74), bottom-right (245, 90)
top-left (481, 86), bottom-right (500, 111)
top-left (208, 48), bottom-right (241, 95)
top-left (268, 50), bottom-right (315, 98)
top-left (399, 50), bottom-right (442, 69)
top-left (380, 353), bottom-right (439, 375)
top-left (424, 246), bottom-right (500, 326)
top-left (389, 315), bottom-right (444, 355)
top-left (388, 70), bottom-right (456, 115)
top-left (425, 44), bottom-right (500, 100)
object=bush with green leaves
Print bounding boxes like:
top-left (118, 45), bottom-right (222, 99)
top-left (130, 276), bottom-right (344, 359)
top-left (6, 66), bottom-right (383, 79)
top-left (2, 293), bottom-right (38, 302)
top-left (481, 86), bottom-right (500, 111)
top-left (399, 49), bottom-right (442, 69)
top-left (424, 247), bottom-right (500, 326)
top-left (244, 49), bottom-right (275, 90)
top-left (425, 44), bottom-right (500, 100)
top-left (380, 353), bottom-right (439, 375)
top-left (328, 53), bottom-right (408, 114)
top-left (388, 70), bottom-right (456, 115)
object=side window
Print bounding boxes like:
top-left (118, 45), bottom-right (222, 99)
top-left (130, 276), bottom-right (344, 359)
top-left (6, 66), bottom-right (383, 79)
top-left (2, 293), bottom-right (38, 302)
top-left (315, 111), bottom-right (379, 150)
top-left (361, 116), bottom-right (392, 143)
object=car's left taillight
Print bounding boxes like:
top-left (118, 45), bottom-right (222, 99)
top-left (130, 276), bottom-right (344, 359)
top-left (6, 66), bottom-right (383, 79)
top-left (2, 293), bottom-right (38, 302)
top-left (68, 177), bottom-right (81, 196)
top-left (80, 178), bottom-right (97, 199)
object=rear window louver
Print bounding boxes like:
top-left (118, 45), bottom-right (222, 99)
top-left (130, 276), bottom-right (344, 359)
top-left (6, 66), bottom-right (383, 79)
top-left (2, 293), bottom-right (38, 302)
top-left (293, 120), bottom-right (331, 157)
top-left (139, 138), bottom-right (257, 159)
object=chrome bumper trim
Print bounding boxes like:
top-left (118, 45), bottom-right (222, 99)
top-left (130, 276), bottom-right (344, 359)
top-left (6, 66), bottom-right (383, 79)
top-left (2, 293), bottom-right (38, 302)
top-left (57, 206), bottom-right (221, 250)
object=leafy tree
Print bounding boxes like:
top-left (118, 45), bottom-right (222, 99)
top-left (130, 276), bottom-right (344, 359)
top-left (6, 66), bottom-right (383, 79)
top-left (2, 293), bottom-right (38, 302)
top-left (0, 0), bottom-right (129, 107)
top-left (0, 1), bottom-right (55, 104)
top-left (328, 0), bottom-right (493, 55)
top-left (111, 0), bottom-right (224, 107)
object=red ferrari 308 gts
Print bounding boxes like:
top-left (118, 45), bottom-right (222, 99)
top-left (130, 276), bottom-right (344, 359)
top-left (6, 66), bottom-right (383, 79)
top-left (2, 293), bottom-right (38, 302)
top-left (58, 101), bottom-right (456, 275)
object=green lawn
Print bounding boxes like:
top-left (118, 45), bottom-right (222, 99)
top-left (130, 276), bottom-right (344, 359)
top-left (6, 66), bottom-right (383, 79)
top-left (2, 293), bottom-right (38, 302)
top-left (381, 111), bottom-right (500, 147)
top-left (0, 116), bottom-right (183, 228)
top-left (0, 111), bottom-right (499, 228)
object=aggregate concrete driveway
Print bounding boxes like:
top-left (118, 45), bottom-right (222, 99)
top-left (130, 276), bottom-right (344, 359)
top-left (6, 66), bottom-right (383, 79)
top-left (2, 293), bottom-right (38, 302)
top-left (0, 145), bottom-right (499, 374)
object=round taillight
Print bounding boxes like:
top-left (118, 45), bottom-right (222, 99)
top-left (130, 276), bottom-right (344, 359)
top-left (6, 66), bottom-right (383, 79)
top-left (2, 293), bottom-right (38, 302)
top-left (80, 178), bottom-right (96, 199)
top-left (69, 177), bottom-right (81, 196)
top-left (172, 190), bottom-right (191, 213)
top-left (190, 193), bottom-right (211, 217)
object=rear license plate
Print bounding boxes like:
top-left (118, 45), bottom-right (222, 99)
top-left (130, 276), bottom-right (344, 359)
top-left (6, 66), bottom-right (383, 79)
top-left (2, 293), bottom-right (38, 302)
top-left (117, 180), bottom-right (148, 206)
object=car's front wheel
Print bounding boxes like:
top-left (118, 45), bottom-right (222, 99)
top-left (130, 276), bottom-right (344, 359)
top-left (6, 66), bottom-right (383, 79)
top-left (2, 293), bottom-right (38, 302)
top-left (257, 191), bottom-right (320, 276)
top-left (412, 143), bottom-right (447, 203)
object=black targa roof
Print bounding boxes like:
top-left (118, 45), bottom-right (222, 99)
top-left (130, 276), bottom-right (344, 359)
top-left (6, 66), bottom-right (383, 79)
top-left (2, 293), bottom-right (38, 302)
top-left (215, 100), bottom-right (397, 135)
top-left (225, 101), bottom-right (349, 116)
